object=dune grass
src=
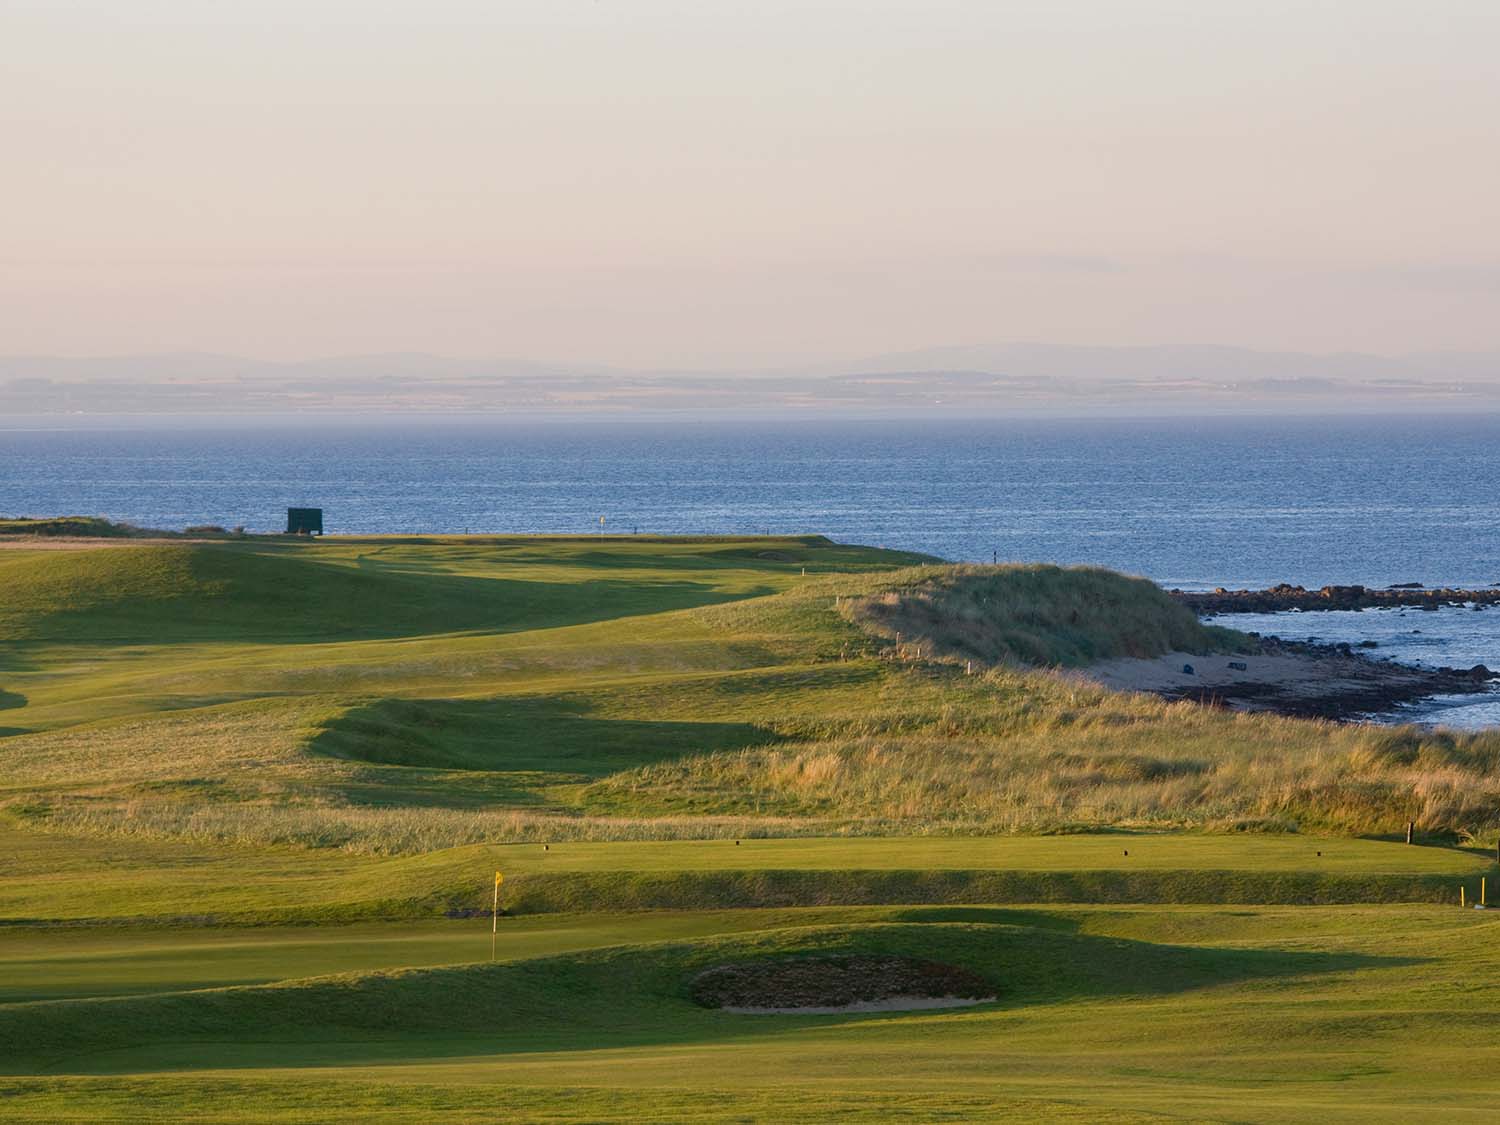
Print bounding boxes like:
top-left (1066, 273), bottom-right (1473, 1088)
top-left (0, 515), bottom-right (168, 538)
top-left (6, 540), bottom-right (1500, 860)
top-left (842, 562), bottom-right (1245, 666)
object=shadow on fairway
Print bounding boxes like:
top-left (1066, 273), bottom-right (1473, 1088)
top-left (0, 921), bottom-right (1421, 1076)
top-left (886, 906), bottom-right (1084, 931)
top-left (0, 687), bottom-right (28, 736)
top-left (309, 694), bottom-right (785, 776)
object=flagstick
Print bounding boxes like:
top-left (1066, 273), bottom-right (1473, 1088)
top-left (491, 873), bottom-right (500, 961)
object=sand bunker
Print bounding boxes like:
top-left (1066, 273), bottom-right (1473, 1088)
top-left (721, 995), bottom-right (992, 1015)
top-left (690, 955), bottom-right (995, 1015)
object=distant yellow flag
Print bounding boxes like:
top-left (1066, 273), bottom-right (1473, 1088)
top-left (490, 870), bottom-right (505, 957)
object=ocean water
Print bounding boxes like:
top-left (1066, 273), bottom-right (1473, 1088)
top-left (5, 412), bottom-right (1500, 588)
top-left (4, 411), bottom-right (1499, 725)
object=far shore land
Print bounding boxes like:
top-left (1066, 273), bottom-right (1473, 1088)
top-left (1173, 582), bottom-right (1500, 614)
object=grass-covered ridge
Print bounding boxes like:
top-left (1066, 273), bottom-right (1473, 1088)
top-left (6, 532), bottom-right (1500, 1120)
top-left (0, 515), bottom-right (169, 538)
top-left (0, 532), bottom-right (928, 643)
top-left (5, 535), bottom-right (1500, 857)
top-left (4, 906), bottom-right (1498, 1121)
top-left (0, 918), bottom-right (1383, 1069)
top-left (842, 563), bottom-right (1245, 667)
top-left (0, 541), bottom-right (603, 644)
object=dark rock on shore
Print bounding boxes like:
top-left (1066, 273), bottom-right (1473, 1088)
top-left (1173, 584), bottom-right (1500, 615)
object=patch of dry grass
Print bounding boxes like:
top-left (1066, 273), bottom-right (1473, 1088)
top-left (585, 665), bottom-right (1500, 841)
top-left (840, 563), bottom-right (1245, 667)
top-left (6, 546), bottom-right (1500, 861)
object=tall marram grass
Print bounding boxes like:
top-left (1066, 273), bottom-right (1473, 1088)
top-left (17, 800), bottom-right (840, 855)
top-left (8, 558), bottom-right (1500, 855)
top-left (17, 664), bottom-right (1500, 852)
top-left (841, 563), bottom-right (1246, 667)
top-left (584, 666), bottom-right (1500, 842)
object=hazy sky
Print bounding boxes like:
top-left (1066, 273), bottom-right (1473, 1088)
top-left (4, 1), bottom-right (1499, 368)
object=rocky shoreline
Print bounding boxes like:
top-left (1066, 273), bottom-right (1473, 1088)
top-left (1172, 637), bottom-right (1496, 721)
top-left (1138, 583), bottom-right (1500, 722)
top-left (1171, 583), bottom-right (1500, 615)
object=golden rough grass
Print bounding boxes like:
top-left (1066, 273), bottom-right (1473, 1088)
top-left (22, 801), bottom-right (837, 855)
top-left (841, 563), bottom-right (1242, 667)
top-left (586, 666), bottom-right (1500, 841)
top-left (13, 659), bottom-right (1500, 853)
top-left (7, 553), bottom-right (1500, 856)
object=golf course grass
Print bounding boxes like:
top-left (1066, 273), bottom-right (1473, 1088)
top-left (2, 533), bottom-right (1498, 1120)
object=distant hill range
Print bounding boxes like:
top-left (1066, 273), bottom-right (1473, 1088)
top-left (3, 343), bottom-right (1499, 415)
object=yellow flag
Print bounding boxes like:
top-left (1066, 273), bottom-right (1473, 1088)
top-left (491, 870), bottom-right (505, 957)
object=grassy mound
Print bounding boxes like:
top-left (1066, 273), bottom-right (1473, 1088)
top-left (0, 544), bottom-right (502, 642)
top-left (0, 907), bottom-right (1488, 1121)
top-left (7, 534), bottom-right (1500, 870)
top-left (8, 534), bottom-right (1500, 1121)
top-left (0, 542), bottom-right (721, 644)
top-left (0, 534), bottom-right (923, 646)
top-left (842, 564), bottom-right (1244, 667)
top-left (0, 515), bottom-right (168, 538)
top-left (4, 829), bottom-right (1481, 927)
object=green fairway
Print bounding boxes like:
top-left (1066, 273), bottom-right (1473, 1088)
top-left (481, 833), bottom-right (1489, 874)
top-left (5, 533), bottom-right (1500, 1120)
top-left (3, 828), bottom-right (1485, 925)
top-left (0, 910), bottom-right (880, 1003)
top-left (4, 906), bottom-right (1500, 1121)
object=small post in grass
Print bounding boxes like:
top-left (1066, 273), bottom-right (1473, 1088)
top-left (1406, 820), bottom-right (1414, 845)
top-left (491, 871), bottom-right (504, 961)
top-left (1461, 885), bottom-right (1467, 908)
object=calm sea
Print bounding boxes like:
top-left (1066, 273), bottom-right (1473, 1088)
top-left (4, 412), bottom-right (1498, 725)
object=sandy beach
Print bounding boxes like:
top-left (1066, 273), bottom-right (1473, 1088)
top-left (1080, 646), bottom-right (1495, 721)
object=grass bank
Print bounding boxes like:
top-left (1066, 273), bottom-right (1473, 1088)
top-left (842, 562), bottom-right (1245, 666)
top-left (5, 534), bottom-right (1500, 1119)
top-left (4, 906), bottom-right (1500, 1120)
top-left (6, 540), bottom-right (1500, 856)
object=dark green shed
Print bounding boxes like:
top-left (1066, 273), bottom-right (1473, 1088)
top-left (286, 508), bottom-right (323, 535)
